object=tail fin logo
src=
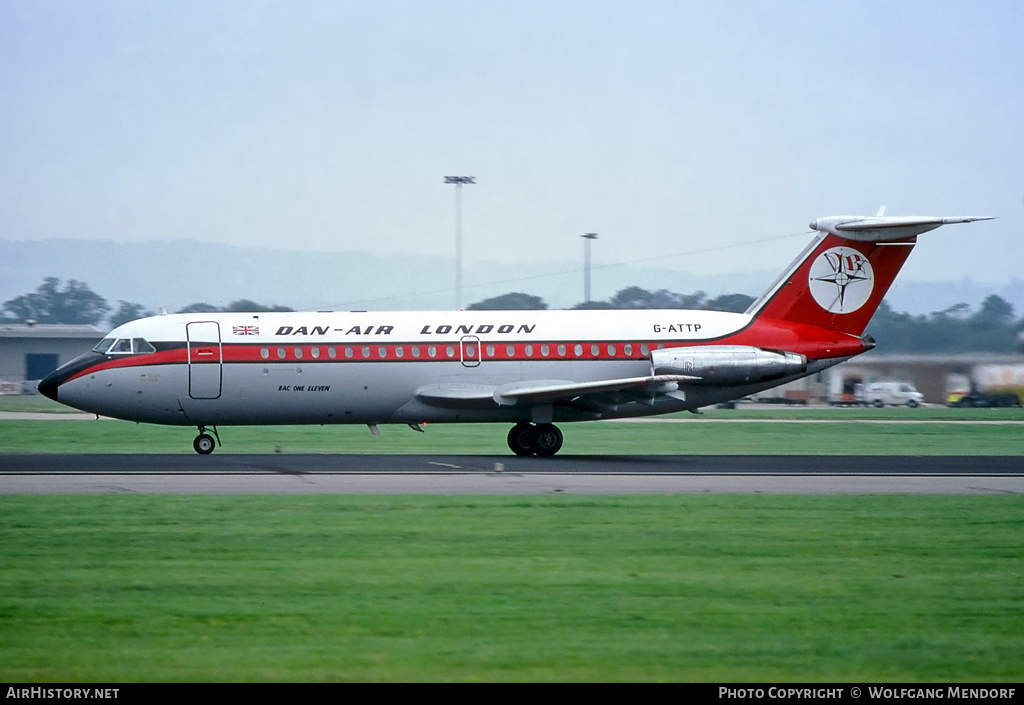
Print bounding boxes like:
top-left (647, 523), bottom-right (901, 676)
top-left (808, 246), bottom-right (874, 314)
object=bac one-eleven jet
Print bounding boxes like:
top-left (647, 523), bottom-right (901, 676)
top-left (39, 212), bottom-right (991, 455)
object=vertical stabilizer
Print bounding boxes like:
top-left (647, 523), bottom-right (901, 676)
top-left (746, 214), bottom-right (993, 338)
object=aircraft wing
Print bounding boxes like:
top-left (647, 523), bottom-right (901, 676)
top-left (415, 374), bottom-right (696, 412)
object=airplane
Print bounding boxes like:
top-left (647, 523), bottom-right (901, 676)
top-left (38, 212), bottom-right (993, 455)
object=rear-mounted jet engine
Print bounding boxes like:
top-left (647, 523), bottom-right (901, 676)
top-left (650, 345), bottom-right (806, 385)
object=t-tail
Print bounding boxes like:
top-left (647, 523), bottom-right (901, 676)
top-left (745, 213), bottom-right (994, 339)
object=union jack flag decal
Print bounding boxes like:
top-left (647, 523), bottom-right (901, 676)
top-left (232, 326), bottom-right (259, 336)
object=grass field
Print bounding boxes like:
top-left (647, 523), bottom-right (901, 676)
top-left (1, 410), bottom-right (1022, 454)
top-left (2, 392), bottom-right (1024, 455)
top-left (3, 399), bottom-right (1022, 681)
top-left (1, 494), bottom-right (1022, 682)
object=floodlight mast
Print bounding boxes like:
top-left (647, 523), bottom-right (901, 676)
top-left (444, 176), bottom-right (476, 309)
top-left (581, 233), bottom-right (598, 305)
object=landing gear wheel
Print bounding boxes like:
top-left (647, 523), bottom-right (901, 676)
top-left (507, 423), bottom-right (535, 456)
top-left (193, 433), bottom-right (216, 455)
top-left (530, 423), bottom-right (563, 457)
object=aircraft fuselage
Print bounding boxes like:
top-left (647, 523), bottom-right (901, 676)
top-left (44, 308), bottom-right (851, 428)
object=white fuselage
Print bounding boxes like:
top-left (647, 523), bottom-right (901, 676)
top-left (53, 308), bottom-right (809, 427)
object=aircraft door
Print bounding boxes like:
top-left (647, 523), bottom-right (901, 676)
top-left (460, 335), bottom-right (482, 368)
top-left (187, 321), bottom-right (222, 399)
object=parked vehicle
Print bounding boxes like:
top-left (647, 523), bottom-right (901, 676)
top-left (857, 381), bottom-right (925, 408)
top-left (948, 391), bottom-right (1022, 408)
top-left (828, 378), bottom-right (863, 406)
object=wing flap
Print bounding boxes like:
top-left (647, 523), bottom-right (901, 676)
top-left (494, 374), bottom-right (696, 406)
top-left (415, 375), bottom-right (697, 410)
top-left (415, 384), bottom-right (498, 409)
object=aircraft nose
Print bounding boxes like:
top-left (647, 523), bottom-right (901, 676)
top-left (37, 371), bottom-right (59, 401)
top-left (36, 351), bottom-right (102, 403)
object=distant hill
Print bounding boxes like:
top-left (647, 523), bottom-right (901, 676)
top-left (2, 238), bottom-right (1022, 318)
top-left (0, 238), bottom-right (775, 314)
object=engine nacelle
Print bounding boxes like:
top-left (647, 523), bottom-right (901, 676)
top-left (650, 345), bottom-right (806, 386)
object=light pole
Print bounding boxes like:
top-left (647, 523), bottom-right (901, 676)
top-left (444, 176), bottom-right (476, 309)
top-left (581, 233), bottom-right (598, 305)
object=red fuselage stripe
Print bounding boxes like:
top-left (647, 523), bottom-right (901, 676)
top-left (63, 318), bottom-right (868, 384)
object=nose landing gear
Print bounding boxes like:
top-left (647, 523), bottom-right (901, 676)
top-left (193, 426), bottom-right (220, 455)
top-left (507, 422), bottom-right (564, 457)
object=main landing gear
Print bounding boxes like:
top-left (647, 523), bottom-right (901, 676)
top-left (507, 422), bottom-right (564, 457)
top-left (193, 426), bottom-right (220, 455)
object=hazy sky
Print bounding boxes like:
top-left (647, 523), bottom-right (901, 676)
top-left (2, 0), bottom-right (1022, 287)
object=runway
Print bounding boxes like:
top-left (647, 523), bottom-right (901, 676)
top-left (2, 454), bottom-right (1022, 494)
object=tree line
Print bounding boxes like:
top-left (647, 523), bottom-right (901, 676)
top-left (865, 298), bottom-right (1024, 354)
top-left (3, 277), bottom-right (1023, 353)
top-left (0, 277), bottom-right (293, 328)
top-left (467, 288), bottom-right (756, 313)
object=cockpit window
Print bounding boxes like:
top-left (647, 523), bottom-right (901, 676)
top-left (96, 338), bottom-right (157, 355)
top-left (92, 338), bottom-right (116, 354)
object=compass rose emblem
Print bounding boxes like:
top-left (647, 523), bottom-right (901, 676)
top-left (807, 246), bottom-right (874, 313)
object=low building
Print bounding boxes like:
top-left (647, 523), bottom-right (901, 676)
top-left (0, 323), bottom-right (101, 392)
top-left (745, 353), bottom-right (1024, 406)
top-left (828, 353), bottom-right (1024, 405)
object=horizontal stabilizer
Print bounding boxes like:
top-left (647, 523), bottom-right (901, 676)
top-left (809, 215), bottom-right (994, 242)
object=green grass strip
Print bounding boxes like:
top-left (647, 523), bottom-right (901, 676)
top-left (1, 416), bottom-right (1022, 454)
top-left (1, 495), bottom-right (1022, 682)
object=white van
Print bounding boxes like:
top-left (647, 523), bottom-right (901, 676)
top-left (857, 381), bottom-right (925, 408)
